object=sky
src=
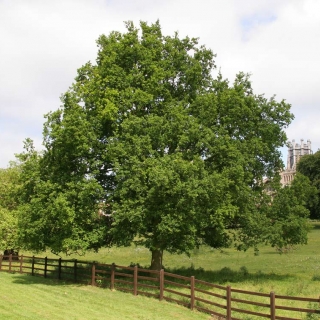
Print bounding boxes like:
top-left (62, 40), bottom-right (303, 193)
top-left (1, 0), bottom-right (320, 168)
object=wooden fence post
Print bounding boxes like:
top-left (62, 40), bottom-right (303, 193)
top-left (110, 263), bottom-right (115, 290)
top-left (270, 291), bottom-right (276, 320)
top-left (32, 256), bottom-right (35, 276)
top-left (9, 254), bottom-right (12, 272)
top-left (226, 285), bottom-right (232, 320)
top-left (19, 255), bottom-right (23, 273)
top-left (44, 256), bottom-right (48, 278)
top-left (133, 265), bottom-right (138, 296)
top-left (91, 263), bottom-right (96, 286)
top-left (0, 254), bottom-right (3, 271)
top-left (58, 257), bottom-right (62, 280)
top-left (190, 276), bottom-right (195, 310)
top-left (74, 259), bottom-right (77, 282)
top-left (159, 269), bottom-right (164, 301)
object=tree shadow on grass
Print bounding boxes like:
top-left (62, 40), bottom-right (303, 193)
top-left (166, 265), bottom-right (295, 285)
top-left (311, 222), bottom-right (320, 230)
top-left (8, 264), bottom-right (295, 292)
top-left (10, 273), bottom-right (86, 287)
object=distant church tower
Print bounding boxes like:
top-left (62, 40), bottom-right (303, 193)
top-left (280, 139), bottom-right (312, 186)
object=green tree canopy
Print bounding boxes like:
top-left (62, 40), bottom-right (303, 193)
top-left (238, 173), bottom-right (317, 254)
top-left (18, 21), bottom-right (309, 269)
top-left (0, 163), bottom-right (21, 253)
top-left (297, 150), bottom-right (320, 219)
top-left (17, 139), bottom-right (106, 254)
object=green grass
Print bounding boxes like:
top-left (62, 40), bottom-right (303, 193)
top-left (0, 272), bottom-right (210, 320)
top-left (41, 221), bottom-right (320, 297)
top-left (10, 221), bottom-right (320, 319)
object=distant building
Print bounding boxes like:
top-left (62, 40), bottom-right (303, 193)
top-left (280, 139), bottom-right (312, 186)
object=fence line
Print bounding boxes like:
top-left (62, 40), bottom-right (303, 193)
top-left (0, 254), bottom-right (319, 319)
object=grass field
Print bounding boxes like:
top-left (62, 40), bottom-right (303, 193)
top-left (2, 221), bottom-right (320, 319)
top-left (57, 221), bottom-right (320, 298)
top-left (0, 272), bottom-right (210, 320)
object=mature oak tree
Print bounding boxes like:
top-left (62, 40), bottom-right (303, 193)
top-left (17, 21), bottom-right (310, 269)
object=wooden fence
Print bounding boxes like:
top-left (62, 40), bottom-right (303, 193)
top-left (1, 254), bottom-right (320, 320)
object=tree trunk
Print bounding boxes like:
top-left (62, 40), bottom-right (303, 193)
top-left (150, 248), bottom-right (163, 271)
top-left (3, 249), bottom-right (19, 261)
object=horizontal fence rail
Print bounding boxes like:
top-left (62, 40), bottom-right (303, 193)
top-left (0, 254), bottom-right (319, 319)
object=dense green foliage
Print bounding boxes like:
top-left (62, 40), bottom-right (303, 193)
top-left (239, 173), bottom-right (317, 253)
top-left (0, 164), bottom-right (21, 252)
top-left (16, 139), bottom-right (106, 254)
top-left (15, 21), bottom-right (312, 268)
top-left (297, 150), bottom-right (320, 219)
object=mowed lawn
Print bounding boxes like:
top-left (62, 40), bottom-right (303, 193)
top-left (4, 221), bottom-right (320, 319)
top-left (0, 272), bottom-right (210, 320)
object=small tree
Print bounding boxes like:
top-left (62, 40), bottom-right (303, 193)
top-left (297, 151), bottom-right (320, 219)
top-left (16, 139), bottom-right (107, 254)
top-left (0, 164), bottom-right (21, 255)
top-left (237, 173), bottom-right (317, 254)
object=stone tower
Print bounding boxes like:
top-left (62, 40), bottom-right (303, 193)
top-left (280, 139), bottom-right (312, 186)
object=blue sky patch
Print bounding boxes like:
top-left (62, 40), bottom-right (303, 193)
top-left (241, 13), bottom-right (277, 40)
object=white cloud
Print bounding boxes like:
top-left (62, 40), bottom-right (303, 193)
top-left (236, 0), bottom-right (320, 160)
top-left (1, 0), bottom-right (319, 167)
